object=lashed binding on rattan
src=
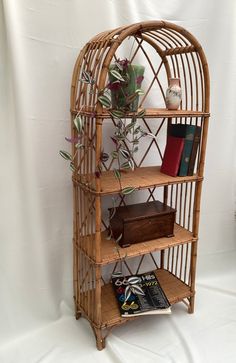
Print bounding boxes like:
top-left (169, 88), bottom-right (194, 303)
top-left (70, 20), bottom-right (210, 350)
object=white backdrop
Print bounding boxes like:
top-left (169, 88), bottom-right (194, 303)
top-left (0, 1), bottom-right (236, 362)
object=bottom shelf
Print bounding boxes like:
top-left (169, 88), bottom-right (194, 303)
top-left (101, 269), bottom-right (193, 328)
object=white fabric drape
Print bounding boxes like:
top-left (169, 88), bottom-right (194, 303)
top-left (0, 0), bottom-right (236, 362)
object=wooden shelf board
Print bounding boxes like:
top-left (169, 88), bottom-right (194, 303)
top-left (101, 268), bottom-right (193, 328)
top-left (71, 107), bottom-right (210, 119)
top-left (75, 166), bottom-right (202, 195)
top-left (80, 223), bottom-right (195, 266)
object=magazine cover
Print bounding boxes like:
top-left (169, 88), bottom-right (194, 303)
top-left (112, 271), bottom-right (171, 317)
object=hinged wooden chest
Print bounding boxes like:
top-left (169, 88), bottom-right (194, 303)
top-left (109, 200), bottom-right (176, 247)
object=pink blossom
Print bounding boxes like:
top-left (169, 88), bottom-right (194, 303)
top-left (136, 75), bottom-right (144, 85)
top-left (107, 81), bottom-right (121, 91)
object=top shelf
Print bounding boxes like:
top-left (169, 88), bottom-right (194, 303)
top-left (71, 107), bottom-right (210, 119)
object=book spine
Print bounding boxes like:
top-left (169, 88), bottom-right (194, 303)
top-left (178, 125), bottom-right (196, 176)
top-left (187, 126), bottom-right (201, 176)
top-left (160, 136), bottom-right (185, 177)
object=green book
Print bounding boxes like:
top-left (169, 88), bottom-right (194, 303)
top-left (168, 124), bottom-right (197, 177)
top-left (178, 125), bottom-right (196, 176)
top-left (187, 126), bottom-right (201, 175)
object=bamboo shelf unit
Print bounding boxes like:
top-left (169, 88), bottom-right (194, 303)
top-left (70, 20), bottom-right (210, 350)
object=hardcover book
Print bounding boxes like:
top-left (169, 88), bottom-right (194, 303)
top-left (112, 271), bottom-right (171, 317)
top-left (163, 124), bottom-right (201, 177)
top-left (160, 135), bottom-right (184, 176)
top-left (178, 125), bottom-right (196, 176)
top-left (187, 126), bottom-right (201, 175)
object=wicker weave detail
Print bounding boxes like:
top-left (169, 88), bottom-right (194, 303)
top-left (70, 20), bottom-right (210, 350)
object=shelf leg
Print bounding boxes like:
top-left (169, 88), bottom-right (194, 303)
top-left (75, 310), bottom-right (82, 320)
top-left (188, 295), bottom-right (195, 314)
top-left (93, 327), bottom-right (105, 350)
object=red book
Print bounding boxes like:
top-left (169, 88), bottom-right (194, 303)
top-left (160, 136), bottom-right (185, 176)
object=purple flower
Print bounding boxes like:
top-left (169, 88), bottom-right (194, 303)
top-left (65, 136), bottom-right (80, 143)
top-left (95, 171), bottom-right (101, 178)
top-left (107, 81), bottom-right (121, 91)
top-left (136, 75), bottom-right (144, 85)
top-left (111, 137), bottom-right (118, 145)
top-left (118, 58), bottom-right (130, 70)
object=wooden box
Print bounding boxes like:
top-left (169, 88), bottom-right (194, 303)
top-left (109, 200), bottom-right (176, 247)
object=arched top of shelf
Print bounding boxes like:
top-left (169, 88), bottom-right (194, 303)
top-left (71, 20), bottom-right (210, 114)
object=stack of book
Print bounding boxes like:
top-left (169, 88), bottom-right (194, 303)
top-left (112, 271), bottom-right (171, 317)
top-left (160, 124), bottom-right (201, 177)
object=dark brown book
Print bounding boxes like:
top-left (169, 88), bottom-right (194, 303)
top-left (187, 126), bottom-right (201, 175)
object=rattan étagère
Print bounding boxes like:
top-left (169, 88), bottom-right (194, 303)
top-left (69, 20), bottom-right (210, 350)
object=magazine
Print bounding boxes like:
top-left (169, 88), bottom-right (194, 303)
top-left (112, 271), bottom-right (171, 317)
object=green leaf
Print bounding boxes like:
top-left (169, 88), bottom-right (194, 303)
top-left (135, 88), bottom-right (145, 95)
top-left (109, 69), bottom-right (125, 82)
top-left (137, 109), bottom-right (146, 118)
top-left (114, 61), bottom-right (123, 71)
top-left (134, 126), bottom-right (141, 134)
top-left (106, 230), bottom-right (112, 240)
top-left (74, 115), bottom-right (84, 133)
top-left (119, 148), bottom-right (130, 159)
top-left (115, 134), bottom-right (125, 141)
top-left (121, 161), bottom-right (130, 170)
top-left (125, 93), bottom-right (138, 104)
top-left (128, 159), bottom-right (135, 171)
top-left (130, 285), bottom-right (145, 295)
top-left (146, 132), bottom-right (156, 138)
top-left (112, 271), bottom-right (123, 278)
top-left (132, 138), bottom-right (139, 145)
top-left (113, 169), bottom-right (121, 180)
top-left (110, 207), bottom-right (116, 220)
top-left (59, 150), bottom-right (72, 160)
top-left (124, 286), bottom-right (132, 302)
top-left (115, 233), bottom-right (123, 244)
top-left (121, 186), bottom-right (136, 195)
top-left (109, 109), bottom-right (125, 118)
top-left (127, 276), bottom-right (140, 284)
top-left (98, 95), bottom-right (111, 108)
top-left (70, 162), bottom-right (76, 172)
top-left (125, 121), bottom-right (136, 132)
top-left (81, 70), bottom-right (91, 83)
top-left (75, 143), bottom-right (83, 149)
top-left (100, 152), bottom-right (109, 162)
top-left (111, 151), bottom-right (118, 159)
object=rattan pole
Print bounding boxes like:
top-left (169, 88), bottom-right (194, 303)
top-left (175, 245), bottom-right (180, 275)
top-left (196, 53), bottom-right (204, 111)
top-left (71, 45), bottom-right (88, 110)
top-left (69, 20), bottom-right (210, 348)
top-left (162, 29), bottom-right (189, 110)
top-left (179, 183), bottom-right (183, 226)
top-left (147, 31), bottom-right (177, 80)
top-left (189, 241), bottom-right (197, 313)
top-left (76, 45), bottom-right (94, 109)
top-left (179, 244), bottom-right (184, 279)
top-left (163, 28), bottom-right (198, 111)
top-left (184, 243), bottom-right (189, 283)
top-left (91, 41), bottom-right (110, 107)
top-left (157, 30), bottom-right (181, 80)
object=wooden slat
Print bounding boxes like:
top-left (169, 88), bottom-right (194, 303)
top-left (101, 268), bottom-right (193, 327)
top-left (162, 45), bottom-right (195, 56)
top-left (74, 166), bottom-right (203, 195)
top-left (71, 107), bottom-right (210, 118)
top-left (80, 223), bottom-right (195, 265)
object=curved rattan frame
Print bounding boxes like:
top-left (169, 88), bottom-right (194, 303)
top-left (70, 21), bottom-right (210, 350)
